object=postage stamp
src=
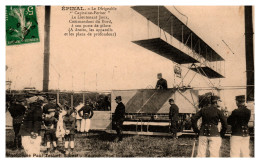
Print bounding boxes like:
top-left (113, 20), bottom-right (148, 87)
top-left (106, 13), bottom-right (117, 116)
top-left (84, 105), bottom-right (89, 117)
top-left (6, 6), bottom-right (40, 46)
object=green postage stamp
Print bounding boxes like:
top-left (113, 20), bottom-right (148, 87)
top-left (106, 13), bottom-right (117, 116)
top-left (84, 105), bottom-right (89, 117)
top-left (6, 6), bottom-right (40, 46)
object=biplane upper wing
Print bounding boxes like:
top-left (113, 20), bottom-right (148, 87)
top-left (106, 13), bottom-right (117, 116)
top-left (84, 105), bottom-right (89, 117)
top-left (131, 6), bottom-right (224, 62)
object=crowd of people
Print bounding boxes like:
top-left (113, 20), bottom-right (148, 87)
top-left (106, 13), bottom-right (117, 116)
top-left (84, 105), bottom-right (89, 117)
top-left (7, 92), bottom-right (124, 157)
top-left (6, 73), bottom-right (252, 157)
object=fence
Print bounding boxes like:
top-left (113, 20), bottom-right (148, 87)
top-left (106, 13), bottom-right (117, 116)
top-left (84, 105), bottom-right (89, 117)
top-left (6, 91), bottom-right (112, 111)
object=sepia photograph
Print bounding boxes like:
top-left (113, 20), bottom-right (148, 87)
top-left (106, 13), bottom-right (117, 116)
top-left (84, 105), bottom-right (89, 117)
top-left (5, 5), bottom-right (254, 157)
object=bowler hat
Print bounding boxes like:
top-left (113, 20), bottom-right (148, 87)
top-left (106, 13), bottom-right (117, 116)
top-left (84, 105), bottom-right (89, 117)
top-left (236, 95), bottom-right (245, 102)
top-left (115, 96), bottom-right (122, 101)
top-left (168, 98), bottom-right (174, 102)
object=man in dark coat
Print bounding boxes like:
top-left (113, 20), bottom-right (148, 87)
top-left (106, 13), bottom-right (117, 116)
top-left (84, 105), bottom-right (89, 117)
top-left (113, 96), bottom-right (125, 141)
top-left (8, 97), bottom-right (26, 149)
top-left (169, 98), bottom-right (179, 139)
top-left (191, 95), bottom-right (227, 157)
top-left (155, 73), bottom-right (168, 89)
top-left (227, 95), bottom-right (251, 157)
top-left (19, 96), bottom-right (43, 156)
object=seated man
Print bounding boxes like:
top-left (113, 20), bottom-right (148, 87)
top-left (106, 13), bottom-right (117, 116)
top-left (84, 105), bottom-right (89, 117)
top-left (155, 73), bottom-right (168, 90)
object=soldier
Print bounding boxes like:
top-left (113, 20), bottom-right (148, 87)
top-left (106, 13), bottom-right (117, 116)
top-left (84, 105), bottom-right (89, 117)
top-left (155, 73), bottom-right (168, 90)
top-left (63, 108), bottom-right (76, 155)
top-left (8, 97), bottom-right (26, 149)
top-left (43, 107), bottom-right (58, 153)
top-left (227, 95), bottom-right (251, 157)
top-left (191, 95), bottom-right (227, 157)
top-left (19, 96), bottom-right (43, 157)
top-left (169, 98), bottom-right (179, 139)
top-left (113, 96), bottom-right (125, 142)
top-left (78, 100), bottom-right (94, 135)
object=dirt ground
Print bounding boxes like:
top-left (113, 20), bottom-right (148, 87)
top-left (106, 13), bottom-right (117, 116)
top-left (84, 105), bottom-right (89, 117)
top-left (6, 129), bottom-right (254, 157)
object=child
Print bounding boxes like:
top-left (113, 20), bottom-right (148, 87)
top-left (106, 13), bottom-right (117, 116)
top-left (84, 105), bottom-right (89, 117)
top-left (63, 108), bottom-right (76, 155)
top-left (43, 108), bottom-right (58, 153)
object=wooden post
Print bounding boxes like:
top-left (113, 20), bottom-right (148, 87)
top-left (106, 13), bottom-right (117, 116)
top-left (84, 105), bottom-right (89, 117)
top-left (83, 93), bottom-right (85, 105)
top-left (43, 6), bottom-right (51, 92)
top-left (57, 92), bottom-right (59, 104)
top-left (244, 6), bottom-right (254, 102)
top-left (71, 94), bottom-right (73, 108)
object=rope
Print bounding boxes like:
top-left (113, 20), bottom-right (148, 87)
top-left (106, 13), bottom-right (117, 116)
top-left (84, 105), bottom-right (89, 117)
top-left (173, 6), bottom-right (189, 26)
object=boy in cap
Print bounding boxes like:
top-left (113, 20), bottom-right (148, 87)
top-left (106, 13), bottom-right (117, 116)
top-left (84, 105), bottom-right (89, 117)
top-left (63, 108), bottom-right (76, 155)
top-left (113, 96), bottom-right (125, 141)
top-left (191, 95), bottom-right (227, 157)
top-left (169, 98), bottom-right (179, 139)
top-left (43, 107), bottom-right (58, 153)
top-left (42, 97), bottom-right (58, 146)
top-left (227, 95), bottom-right (251, 157)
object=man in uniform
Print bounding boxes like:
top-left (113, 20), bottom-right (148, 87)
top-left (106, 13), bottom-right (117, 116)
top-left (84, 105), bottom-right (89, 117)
top-left (227, 95), bottom-right (251, 157)
top-left (191, 95), bottom-right (227, 157)
top-left (78, 100), bottom-right (94, 135)
top-left (63, 108), bottom-right (76, 155)
top-left (19, 96), bottom-right (43, 157)
top-left (8, 97), bottom-right (26, 149)
top-left (155, 73), bottom-right (168, 89)
top-left (113, 96), bottom-right (125, 142)
top-left (169, 98), bottom-right (179, 139)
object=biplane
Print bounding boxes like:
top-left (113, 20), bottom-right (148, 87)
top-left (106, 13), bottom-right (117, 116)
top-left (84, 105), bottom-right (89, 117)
top-left (89, 6), bottom-right (232, 136)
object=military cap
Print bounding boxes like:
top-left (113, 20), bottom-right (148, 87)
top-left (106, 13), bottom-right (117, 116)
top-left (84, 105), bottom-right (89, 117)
top-left (48, 97), bottom-right (55, 101)
top-left (236, 95), bottom-right (245, 102)
top-left (168, 98), bottom-right (174, 102)
top-left (211, 95), bottom-right (221, 102)
top-left (115, 96), bottom-right (122, 101)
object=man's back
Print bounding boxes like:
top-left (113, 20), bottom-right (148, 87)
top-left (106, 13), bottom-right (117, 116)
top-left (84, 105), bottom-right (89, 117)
top-left (227, 105), bottom-right (251, 136)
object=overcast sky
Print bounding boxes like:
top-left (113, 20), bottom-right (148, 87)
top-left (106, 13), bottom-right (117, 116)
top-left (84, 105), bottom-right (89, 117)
top-left (6, 6), bottom-right (252, 109)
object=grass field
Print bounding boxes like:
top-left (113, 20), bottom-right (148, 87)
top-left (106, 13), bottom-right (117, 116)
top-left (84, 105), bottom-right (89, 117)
top-left (6, 129), bottom-right (254, 157)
